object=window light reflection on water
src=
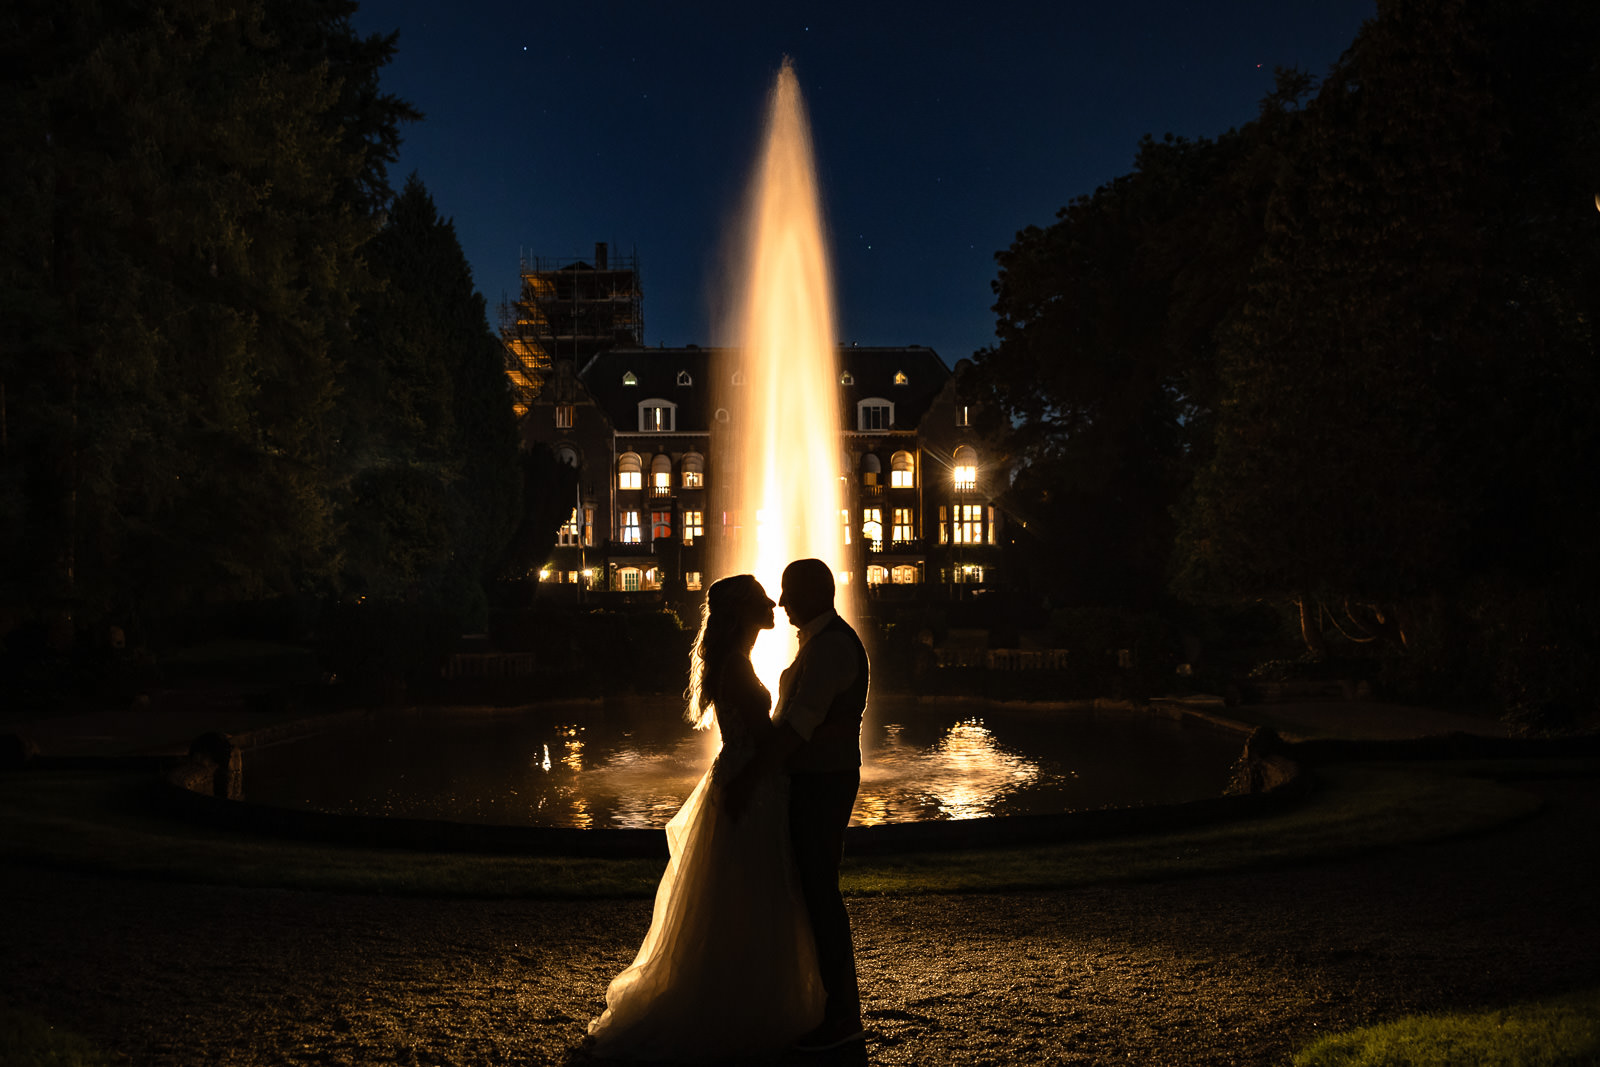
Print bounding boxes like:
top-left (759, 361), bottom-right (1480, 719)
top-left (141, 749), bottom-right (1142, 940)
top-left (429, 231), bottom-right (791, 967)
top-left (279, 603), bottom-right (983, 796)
top-left (245, 700), bottom-right (1242, 831)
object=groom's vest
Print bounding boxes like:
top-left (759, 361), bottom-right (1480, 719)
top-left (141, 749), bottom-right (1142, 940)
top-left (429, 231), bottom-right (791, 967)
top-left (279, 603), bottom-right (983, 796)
top-left (789, 615), bottom-right (870, 774)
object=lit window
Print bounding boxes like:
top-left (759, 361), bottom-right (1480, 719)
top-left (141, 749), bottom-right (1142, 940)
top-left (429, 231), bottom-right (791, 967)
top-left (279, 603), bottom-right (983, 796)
top-left (567, 571), bottom-right (578, 584)
top-left (893, 370), bottom-right (908, 385)
top-left (952, 445), bottom-right (977, 490)
top-left (557, 508), bottom-right (580, 546)
top-left (890, 450), bottom-right (915, 488)
top-left (621, 510), bottom-right (641, 543)
top-left (857, 399), bottom-right (893, 432)
top-left (957, 404), bottom-right (971, 428)
top-left (652, 510), bottom-right (672, 540)
top-left (954, 504), bottom-right (983, 544)
top-left (955, 564), bottom-right (984, 584)
top-left (619, 567), bottom-right (641, 591)
top-left (862, 508), bottom-right (883, 551)
top-left (938, 505), bottom-right (948, 545)
top-left (681, 452), bottom-right (704, 488)
top-left (682, 510), bottom-right (703, 544)
top-left (618, 452), bottom-right (642, 490)
top-left (685, 571), bottom-right (703, 591)
top-left (622, 371), bottom-right (638, 386)
top-left (651, 453), bottom-right (672, 494)
top-left (840, 371), bottom-right (855, 385)
top-left (639, 400), bottom-right (676, 432)
top-left (840, 508), bottom-right (851, 546)
top-left (555, 405), bottom-right (574, 428)
top-left (892, 508), bottom-right (913, 544)
top-left (892, 564), bottom-right (918, 584)
top-left (866, 565), bottom-right (887, 586)
top-left (584, 507), bottom-right (595, 547)
top-left (644, 567), bottom-right (660, 591)
top-left (988, 506), bottom-right (997, 545)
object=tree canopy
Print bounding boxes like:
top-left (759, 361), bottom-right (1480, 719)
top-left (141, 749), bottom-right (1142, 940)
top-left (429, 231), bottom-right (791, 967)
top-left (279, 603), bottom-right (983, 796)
top-left (0, 0), bottom-right (418, 634)
top-left (977, 0), bottom-right (1600, 717)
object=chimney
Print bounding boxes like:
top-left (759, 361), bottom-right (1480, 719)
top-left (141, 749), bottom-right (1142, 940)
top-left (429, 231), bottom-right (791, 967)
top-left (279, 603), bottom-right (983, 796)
top-left (594, 242), bottom-right (608, 269)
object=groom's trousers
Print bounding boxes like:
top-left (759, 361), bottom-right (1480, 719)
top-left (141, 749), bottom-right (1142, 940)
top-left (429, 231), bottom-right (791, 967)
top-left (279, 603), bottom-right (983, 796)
top-left (790, 769), bottom-right (862, 1024)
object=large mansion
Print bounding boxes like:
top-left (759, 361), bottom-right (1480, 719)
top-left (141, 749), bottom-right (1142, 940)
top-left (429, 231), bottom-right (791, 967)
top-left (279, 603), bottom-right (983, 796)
top-left (519, 344), bottom-right (1001, 604)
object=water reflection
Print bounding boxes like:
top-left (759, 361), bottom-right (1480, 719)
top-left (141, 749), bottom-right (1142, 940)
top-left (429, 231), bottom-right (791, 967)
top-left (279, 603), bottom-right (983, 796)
top-left (246, 698), bottom-right (1239, 831)
top-left (855, 717), bottom-right (1041, 825)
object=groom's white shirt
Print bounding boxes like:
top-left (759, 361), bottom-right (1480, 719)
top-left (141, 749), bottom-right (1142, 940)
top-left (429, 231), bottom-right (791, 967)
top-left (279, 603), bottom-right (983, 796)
top-left (772, 609), bottom-right (860, 741)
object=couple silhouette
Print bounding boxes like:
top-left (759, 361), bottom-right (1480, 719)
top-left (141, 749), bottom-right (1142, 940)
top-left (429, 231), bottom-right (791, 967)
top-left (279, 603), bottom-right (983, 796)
top-left (586, 558), bottom-right (870, 1060)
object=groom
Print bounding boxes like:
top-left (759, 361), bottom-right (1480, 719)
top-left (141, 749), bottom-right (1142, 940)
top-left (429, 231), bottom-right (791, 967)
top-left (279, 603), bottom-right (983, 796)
top-left (770, 557), bottom-right (869, 1051)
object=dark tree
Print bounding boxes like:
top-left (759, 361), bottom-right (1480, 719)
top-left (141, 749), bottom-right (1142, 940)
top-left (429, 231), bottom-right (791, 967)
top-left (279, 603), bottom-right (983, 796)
top-left (970, 94), bottom-right (1304, 608)
top-left (0, 0), bottom-right (415, 637)
top-left (341, 176), bottom-right (522, 630)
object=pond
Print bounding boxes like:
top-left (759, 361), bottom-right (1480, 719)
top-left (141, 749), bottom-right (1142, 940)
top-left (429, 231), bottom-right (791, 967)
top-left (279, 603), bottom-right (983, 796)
top-left (244, 698), bottom-right (1243, 830)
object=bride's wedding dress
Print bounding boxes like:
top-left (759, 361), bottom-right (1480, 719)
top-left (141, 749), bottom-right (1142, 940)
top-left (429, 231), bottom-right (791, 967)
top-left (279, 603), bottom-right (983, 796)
top-left (586, 665), bottom-right (825, 1060)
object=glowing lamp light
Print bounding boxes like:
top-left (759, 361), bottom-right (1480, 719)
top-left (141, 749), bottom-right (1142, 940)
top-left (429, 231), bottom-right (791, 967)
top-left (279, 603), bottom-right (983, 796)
top-left (953, 464), bottom-right (977, 490)
top-left (538, 569), bottom-right (551, 581)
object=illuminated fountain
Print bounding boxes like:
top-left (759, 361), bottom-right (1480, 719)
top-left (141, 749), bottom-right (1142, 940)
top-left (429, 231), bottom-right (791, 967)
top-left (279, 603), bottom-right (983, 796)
top-left (716, 57), bottom-right (849, 691)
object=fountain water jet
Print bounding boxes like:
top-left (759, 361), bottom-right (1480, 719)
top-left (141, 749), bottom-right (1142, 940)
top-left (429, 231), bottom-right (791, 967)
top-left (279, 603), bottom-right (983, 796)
top-left (717, 58), bottom-right (849, 692)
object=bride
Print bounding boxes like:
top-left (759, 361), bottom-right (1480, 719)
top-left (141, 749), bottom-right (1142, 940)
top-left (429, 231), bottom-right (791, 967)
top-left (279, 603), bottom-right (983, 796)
top-left (586, 574), bottom-right (825, 1060)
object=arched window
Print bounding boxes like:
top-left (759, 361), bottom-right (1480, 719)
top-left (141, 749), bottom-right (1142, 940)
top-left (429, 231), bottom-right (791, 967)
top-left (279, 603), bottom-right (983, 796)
top-left (681, 451), bottom-right (704, 489)
top-left (617, 452), bottom-right (642, 490)
top-left (890, 450), bottom-right (915, 488)
top-left (857, 397), bottom-right (893, 432)
top-left (616, 566), bottom-right (642, 592)
top-left (555, 444), bottom-right (579, 468)
top-left (714, 407), bottom-right (730, 423)
top-left (952, 445), bottom-right (977, 491)
top-left (860, 453), bottom-right (882, 487)
top-left (839, 371), bottom-right (855, 386)
top-left (892, 564), bottom-right (918, 585)
top-left (650, 453), bottom-right (672, 494)
top-left (638, 398), bottom-right (676, 432)
top-left (866, 565), bottom-right (888, 586)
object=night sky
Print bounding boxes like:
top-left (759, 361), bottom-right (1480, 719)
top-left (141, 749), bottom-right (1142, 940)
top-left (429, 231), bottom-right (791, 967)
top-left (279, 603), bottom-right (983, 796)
top-left (351, 1), bottom-right (1376, 368)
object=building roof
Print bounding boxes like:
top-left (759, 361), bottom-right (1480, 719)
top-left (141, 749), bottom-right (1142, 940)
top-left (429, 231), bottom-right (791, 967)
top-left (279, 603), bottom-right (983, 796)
top-left (579, 345), bottom-right (950, 434)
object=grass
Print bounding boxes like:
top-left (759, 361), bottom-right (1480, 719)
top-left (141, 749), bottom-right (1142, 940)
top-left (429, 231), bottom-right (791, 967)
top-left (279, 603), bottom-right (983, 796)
top-left (0, 759), bottom-right (1564, 899)
top-left (0, 1009), bottom-right (108, 1067)
top-left (1294, 986), bottom-right (1600, 1066)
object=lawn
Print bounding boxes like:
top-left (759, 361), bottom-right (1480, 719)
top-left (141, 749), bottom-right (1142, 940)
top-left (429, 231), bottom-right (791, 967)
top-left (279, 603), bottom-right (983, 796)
top-left (1295, 985), bottom-right (1600, 1067)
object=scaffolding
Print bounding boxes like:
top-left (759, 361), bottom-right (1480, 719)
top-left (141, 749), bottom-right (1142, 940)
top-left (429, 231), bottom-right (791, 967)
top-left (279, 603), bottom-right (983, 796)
top-left (500, 242), bottom-right (643, 416)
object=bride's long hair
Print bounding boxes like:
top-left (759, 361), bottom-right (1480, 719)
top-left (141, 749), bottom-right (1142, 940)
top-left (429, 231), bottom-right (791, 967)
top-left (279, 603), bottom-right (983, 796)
top-left (684, 574), bottom-right (760, 730)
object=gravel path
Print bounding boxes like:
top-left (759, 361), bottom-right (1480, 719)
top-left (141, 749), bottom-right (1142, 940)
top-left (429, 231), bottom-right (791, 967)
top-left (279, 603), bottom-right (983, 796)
top-left (3, 777), bottom-right (1597, 1067)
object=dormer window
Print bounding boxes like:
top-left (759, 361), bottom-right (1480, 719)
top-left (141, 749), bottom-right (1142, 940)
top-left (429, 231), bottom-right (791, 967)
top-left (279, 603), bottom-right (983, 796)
top-left (638, 399), bottom-right (676, 432)
top-left (731, 370), bottom-right (745, 386)
top-left (622, 371), bottom-right (638, 386)
top-left (857, 398), bottom-right (893, 432)
top-left (840, 371), bottom-right (855, 386)
top-left (893, 370), bottom-right (908, 385)
top-left (677, 370), bottom-right (693, 386)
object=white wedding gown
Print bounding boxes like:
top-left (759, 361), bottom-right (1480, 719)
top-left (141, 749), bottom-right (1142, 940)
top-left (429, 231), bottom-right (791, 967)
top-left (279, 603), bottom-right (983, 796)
top-left (586, 668), bottom-right (825, 1061)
